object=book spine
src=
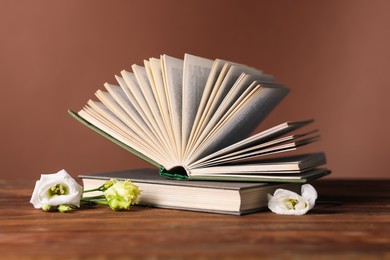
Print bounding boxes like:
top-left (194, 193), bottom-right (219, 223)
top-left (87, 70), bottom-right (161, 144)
top-left (159, 166), bottom-right (189, 180)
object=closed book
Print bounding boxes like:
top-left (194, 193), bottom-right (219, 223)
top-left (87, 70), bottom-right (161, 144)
top-left (79, 168), bottom-right (329, 215)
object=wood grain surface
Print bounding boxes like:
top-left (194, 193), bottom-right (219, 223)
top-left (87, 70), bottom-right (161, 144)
top-left (0, 179), bottom-right (389, 259)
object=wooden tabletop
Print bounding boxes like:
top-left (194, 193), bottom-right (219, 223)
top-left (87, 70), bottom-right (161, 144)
top-left (1, 179), bottom-right (389, 259)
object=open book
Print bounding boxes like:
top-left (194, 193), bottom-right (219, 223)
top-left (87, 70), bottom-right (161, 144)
top-left (69, 53), bottom-right (330, 182)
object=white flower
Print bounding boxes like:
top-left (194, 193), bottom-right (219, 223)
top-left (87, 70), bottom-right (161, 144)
top-left (267, 184), bottom-right (318, 215)
top-left (30, 169), bottom-right (83, 209)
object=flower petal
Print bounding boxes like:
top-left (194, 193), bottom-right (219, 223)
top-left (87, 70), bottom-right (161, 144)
top-left (30, 180), bottom-right (43, 208)
top-left (301, 184), bottom-right (318, 209)
top-left (273, 188), bottom-right (300, 199)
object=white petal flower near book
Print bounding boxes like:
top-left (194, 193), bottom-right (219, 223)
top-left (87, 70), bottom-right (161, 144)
top-left (69, 53), bottom-right (330, 182)
top-left (30, 169), bottom-right (83, 209)
top-left (267, 184), bottom-right (318, 215)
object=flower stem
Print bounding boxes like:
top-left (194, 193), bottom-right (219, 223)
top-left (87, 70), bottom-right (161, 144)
top-left (80, 200), bottom-right (108, 207)
top-left (93, 200), bottom-right (109, 205)
top-left (81, 195), bottom-right (106, 200)
top-left (83, 188), bottom-right (103, 193)
top-left (81, 199), bottom-right (108, 205)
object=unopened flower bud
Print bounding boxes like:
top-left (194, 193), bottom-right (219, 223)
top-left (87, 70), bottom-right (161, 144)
top-left (99, 179), bottom-right (117, 191)
top-left (58, 204), bottom-right (73, 213)
top-left (42, 204), bottom-right (51, 212)
top-left (108, 198), bottom-right (131, 211)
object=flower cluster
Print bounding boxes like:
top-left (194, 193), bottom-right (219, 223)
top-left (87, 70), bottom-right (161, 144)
top-left (30, 170), bottom-right (141, 212)
top-left (267, 184), bottom-right (317, 215)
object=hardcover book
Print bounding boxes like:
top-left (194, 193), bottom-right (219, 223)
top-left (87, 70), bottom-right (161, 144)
top-left (79, 169), bottom-right (305, 215)
top-left (70, 53), bottom-right (330, 182)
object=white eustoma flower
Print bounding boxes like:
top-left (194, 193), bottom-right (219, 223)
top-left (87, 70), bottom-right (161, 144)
top-left (267, 184), bottom-right (318, 215)
top-left (30, 169), bottom-right (83, 209)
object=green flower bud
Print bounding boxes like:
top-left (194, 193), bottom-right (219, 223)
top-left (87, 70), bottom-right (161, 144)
top-left (42, 204), bottom-right (52, 212)
top-left (108, 198), bottom-right (131, 211)
top-left (99, 179), bottom-right (118, 191)
top-left (58, 205), bottom-right (74, 213)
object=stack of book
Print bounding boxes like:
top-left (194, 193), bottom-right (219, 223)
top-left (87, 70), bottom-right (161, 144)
top-left (70, 53), bottom-right (330, 215)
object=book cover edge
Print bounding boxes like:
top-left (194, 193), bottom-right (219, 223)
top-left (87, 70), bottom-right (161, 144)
top-left (68, 109), bottom-right (161, 168)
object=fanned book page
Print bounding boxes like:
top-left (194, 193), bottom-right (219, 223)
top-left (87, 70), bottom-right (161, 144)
top-left (69, 53), bottom-right (330, 182)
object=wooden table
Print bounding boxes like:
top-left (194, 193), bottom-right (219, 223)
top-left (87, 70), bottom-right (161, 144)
top-left (1, 179), bottom-right (389, 259)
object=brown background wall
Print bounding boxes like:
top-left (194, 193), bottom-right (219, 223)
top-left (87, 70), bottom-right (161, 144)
top-left (0, 0), bottom-right (389, 180)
